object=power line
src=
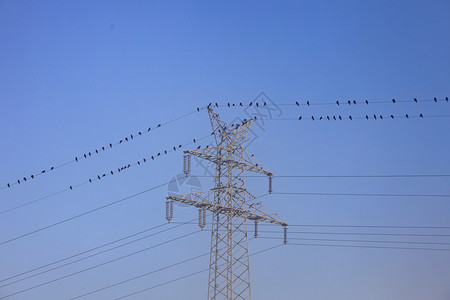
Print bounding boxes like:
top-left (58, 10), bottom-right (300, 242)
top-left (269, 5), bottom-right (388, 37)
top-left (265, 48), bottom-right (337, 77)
top-left (1, 108), bottom-right (205, 191)
top-left (262, 114), bottom-right (450, 121)
top-left (259, 236), bottom-right (450, 246)
top-left (0, 179), bottom-right (175, 247)
top-left (194, 174), bottom-right (450, 179)
top-left (0, 230), bottom-right (201, 300)
top-left (260, 230), bottom-right (450, 237)
top-left (0, 220), bottom-right (198, 288)
top-left (114, 243), bottom-right (284, 300)
top-left (260, 224), bottom-right (450, 229)
top-left (272, 192), bottom-right (450, 198)
top-left (287, 242), bottom-right (450, 252)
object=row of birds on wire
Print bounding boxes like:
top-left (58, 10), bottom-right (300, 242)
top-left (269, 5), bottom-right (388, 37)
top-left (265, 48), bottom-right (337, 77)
top-left (296, 113), bottom-right (426, 121)
top-left (2, 96), bottom-right (448, 191)
top-left (210, 96), bottom-right (448, 108)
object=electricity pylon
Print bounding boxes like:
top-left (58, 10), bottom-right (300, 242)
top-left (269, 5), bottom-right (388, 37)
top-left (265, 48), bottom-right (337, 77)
top-left (166, 106), bottom-right (287, 300)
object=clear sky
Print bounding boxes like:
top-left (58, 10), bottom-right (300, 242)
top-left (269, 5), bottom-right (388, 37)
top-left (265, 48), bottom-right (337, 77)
top-left (1, 1), bottom-right (449, 299)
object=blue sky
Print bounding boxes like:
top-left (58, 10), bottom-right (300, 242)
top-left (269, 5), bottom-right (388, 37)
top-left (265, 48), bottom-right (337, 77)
top-left (1, 1), bottom-right (449, 299)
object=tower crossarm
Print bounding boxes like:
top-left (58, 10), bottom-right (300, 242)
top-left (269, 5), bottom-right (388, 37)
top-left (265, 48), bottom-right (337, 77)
top-left (166, 187), bottom-right (287, 226)
top-left (185, 147), bottom-right (274, 176)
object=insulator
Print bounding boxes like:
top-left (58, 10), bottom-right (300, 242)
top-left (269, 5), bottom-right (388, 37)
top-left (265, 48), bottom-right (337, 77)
top-left (254, 220), bottom-right (258, 238)
top-left (165, 200), bottom-right (172, 223)
top-left (268, 175), bottom-right (273, 194)
top-left (202, 207), bottom-right (206, 228)
top-left (283, 226), bottom-right (287, 245)
top-left (183, 154), bottom-right (187, 175)
top-left (187, 154), bottom-right (191, 174)
top-left (170, 199), bottom-right (174, 220)
top-left (198, 208), bottom-right (202, 229)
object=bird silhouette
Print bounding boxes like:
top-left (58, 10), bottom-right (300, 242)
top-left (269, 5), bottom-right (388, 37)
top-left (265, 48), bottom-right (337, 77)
top-left (434, 97), bottom-right (437, 102)
top-left (311, 116), bottom-right (315, 121)
top-left (89, 179), bottom-right (92, 183)
top-left (138, 160), bottom-right (141, 165)
top-left (148, 127), bottom-right (151, 132)
top-left (23, 177), bottom-right (27, 181)
top-left (380, 115), bottom-right (383, 119)
top-left (157, 153), bottom-right (161, 156)
top-left (365, 100), bottom-right (369, 105)
top-left (215, 103), bottom-right (218, 107)
top-left (420, 114), bottom-right (424, 118)
top-left (373, 114), bottom-right (377, 120)
top-left (446, 97), bottom-right (448, 102)
top-left (197, 107), bottom-right (200, 112)
top-left (157, 124), bottom-right (161, 128)
top-left (339, 115), bottom-right (342, 120)
top-left (327, 116), bottom-right (330, 120)
top-left (109, 143), bottom-right (113, 148)
top-left (298, 116), bottom-right (302, 120)
top-left (119, 140), bottom-right (123, 143)
top-left (264, 102), bottom-right (267, 106)
top-left (296, 101), bottom-right (299, 106)
top-left (333, 116), bottom-right (336, 120)
top-left (193, 138), bottom-right (196, 143)
top-left (366, 115), bottom-right (369, 120)
top-left (130, 135), bottom-right (133, 139)
top-left (228, 103), bottom-right (230, 107)
top-left (97, 175), bottom-right (101, 180)
top-left (95, 150), bottom-right (98, 154)
top-left (179, 145), bottom-right (182, 148)
top-left (31, 175), bottom-right (34, 179)
top-left (111, 170), bottom-right (114, 174)
top-left (164, 150), bottom-right (167, 154)
top-left (348, 100), bottom-right (351, 105)
top-left (206, 145), bottom-right (209, 148)
top-left (405, 114), bottom-right (409, 119)
top-left (75, 157), bottom-right (78, 162)
top-left (256, 103), bottom-right (259, 107)
top-left (143, 158), bottom-right (146, 163)
top-left (42, 170), bottom-right (46, 173)
top-left (353, 100), bottom-right (356, 105)
top-left (70, 186), bottom-right (72, 190)
top-left (173, 146), bottom-right (176, 151)
top-left (151, 156), bottom-right (154, 160)
top-left (7, 183), bottom-right (10, 188)
top-left (84, 154), bottom-right (87, 158)
top-left (103, 173), bottom-right (106, 177)
top-left (414, 98), bottom-right (418, 103)
top-left (102, 147), bottom-right (105, 151)
top-left (197, 145), bottom-right (201, 149)
top-left (240, 102), bottom-right (243, 106)
top-left (17, 180), bottom-right (20, 184)
top-left (392, 99), bottom-right (396, 103)
top-left (336, 100), bottom-right (340, 106)
top-left (319, 116), bottom-right (323, 120)
top-left (349, 115), bottom-right (353, 120)
top-left (391, 115), bottom-right (394, 119)
top-left (249, 102), bottom-right (253, 106)
top-left (88, 152), bottom-right (92, 156)
top-left (307, 101), bottom-right (310, 106)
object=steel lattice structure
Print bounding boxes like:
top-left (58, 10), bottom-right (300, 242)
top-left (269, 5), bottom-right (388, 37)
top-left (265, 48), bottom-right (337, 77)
top-left (166, 106), bottom-right (287, 300)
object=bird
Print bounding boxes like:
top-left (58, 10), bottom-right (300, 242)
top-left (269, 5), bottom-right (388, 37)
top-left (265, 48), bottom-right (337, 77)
top-left (296, 101), bottom-right (299, 106)
top-left (215, 103), bottom-right (218, 107)
top-left (97, 175), bottom-right (101, 180)
top-left (446, 97), bottom-right (448, 102)
top-left (405, 114), bottom-right (409, 119)
top-left (307, 101), bottom-right (310, 106)
top-left (31, 175), bottom-right (34, 179)
top-left (365, 100), bottom-right (369, 105)
top-left (151, 156), bottom-right (154, 160)
top-left (75, 157), bottom-right (78, 162)
top-left (336, 100), bottom-right (340, 106)
top-left (23, 177), bottom-right (27, 181)
top-left (111, 170), bottom-right (114, 174)
top-left (95, 149), bottom-right (98, 154)
top-left (353, 100), bottom-right (356, 105)
top-left (193, 138), bottom-right (196, 143)
top-left (84, 154), bottom-right (87, 158)
top-left (173, 146), bottom-right (176, 151)
top-left (88, 152), bottom-right (91, 156)
top-left (197, 107), bottom-right (200, 112)
top-left (333, 116), bottom-right (336, 120)
top-left (380, 115), bottom-right (383, 119)
top-left (143, 158), bottom-right (146, 163)
top-left (254, 116), bottom-right (257, 120)
top-left (365, 115), bottom-right (369, 120)
top-left (157, 153), bottom-right (161, 156)
top-left (42, 170), bottom-right (46, 173)
top-left (125, 137), bottom-right (128, 142)
top-left (157, 124), bottom-right (161, 128)
top-left (103, 173), bottom-right (106, 177)
top-left (89, 179), bottom-right (92, 183)
top-left (119, 140), bottom-right (123, 143)
top-left (327, 116), bottom-right (330, 120)
top-left (206, 145), bottom-right (209, 148)
top-left (373, 114), bottom-right (377, 120)
top-left (414, 98), bottom-right (418, 103)
top-left (264, 102), bottom-right (267, 106)
top-left (240, 102), bottom-right (243, 106)
top-left (349, 115), bottom-right (352, 120)
top-left (179, 145), bottom-right (182, 148)
top-left (17, 179), bottom-right (20, 184)
top-left (434, 97), bottom-right (437, 102)
top-left (130, 134), bottom-right (133, 139)
top-left (311, 116), bottom-right (315, 121)
top-left (228, 103), bottom-right (230, 107)
top-left (348, 100), bottom-right (351, 105)
top-left (319, 116), bottom-right (323, 120)
top-left (7, 183), bottom-right (10, 188)
top-left (164, 150), bottom-right (167, 154)
top-left (392, 99), bottom-right (396, 103)
top-left (197, 145), bottom-right (201, 149)
top-left (249, 102), bottom-right (253, 106)
top-left (102, 147), bottom-right (105, 151)
top-left (110, 143), bottom-right (113, 148)
top-left (339, 115), bottom-right (342, 120)
top-left (298, 116), bottom-right (302, 120)
top-left (148, 127), bottom-right (151, 132)
top-left (390, 115), bottom-right (394, 119)
top-left (256, 103), bottom-right (259, 107)
top-left (420, 113), bottom-right (423, 118)
top-left (70, 186), bottom-right (72, 190)
top-left (138, 160), bottom-right (141, 165)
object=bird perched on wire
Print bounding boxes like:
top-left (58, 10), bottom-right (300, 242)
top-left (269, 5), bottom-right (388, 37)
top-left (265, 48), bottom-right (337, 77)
top-left (392, 99), bottom-right (396, 103)
top-left (405, 114), bottom-right (409, 119)
top-left (365, 100), bottom-right (369, 105)
top-left (296, 101), bottom-right (299, 106)
top-left (414, 98), bottom-right (418, 103)
top-left (307, 101), bottom-right (310, 106)
top-left (336, 100), bottom-right (340, 106)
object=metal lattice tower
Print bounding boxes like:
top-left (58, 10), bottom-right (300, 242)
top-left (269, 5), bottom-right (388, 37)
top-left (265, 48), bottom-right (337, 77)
top-left (166, 106), bottom-right (287, 300)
